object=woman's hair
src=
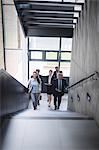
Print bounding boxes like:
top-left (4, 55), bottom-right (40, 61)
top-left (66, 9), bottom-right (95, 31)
top-left (36, 69), bottom-right (40, 73)
top-left (49, 70), bottom-right (52, 73)
top-left (33, 71), bottom-right (37, 75)
top-left (33, 71), bottom-right (40, 84)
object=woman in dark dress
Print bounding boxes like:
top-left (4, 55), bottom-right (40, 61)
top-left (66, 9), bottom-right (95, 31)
top-left (46, 70), bottom-right (54, 107)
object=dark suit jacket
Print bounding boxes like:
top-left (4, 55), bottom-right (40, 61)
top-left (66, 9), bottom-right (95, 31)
top-left (46, 76), bottom-right (54, 84)
top-left (52, 71), bottom-right (58, 79)
top-left (52, 78), bottom-right (67, 96)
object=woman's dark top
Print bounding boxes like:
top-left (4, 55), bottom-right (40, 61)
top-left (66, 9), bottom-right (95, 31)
top-left (46, 76), bottom-right (54, 95)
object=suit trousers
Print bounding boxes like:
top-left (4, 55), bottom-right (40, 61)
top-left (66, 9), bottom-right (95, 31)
top-left (54, 95), bottom-right (62, 108)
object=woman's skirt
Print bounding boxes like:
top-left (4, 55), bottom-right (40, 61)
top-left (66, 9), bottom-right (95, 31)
top-left (47, 85), bottom-right (53, 95)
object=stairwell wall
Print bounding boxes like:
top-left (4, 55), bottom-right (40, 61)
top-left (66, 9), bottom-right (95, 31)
top-left (68, 0), bottom-right (99, 126)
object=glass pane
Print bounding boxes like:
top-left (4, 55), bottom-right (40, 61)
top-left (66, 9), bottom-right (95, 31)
top-left (31, 51), bottom-right (42, 59)
top-left (61, 38), bottom-right (72, 51)
top-left (61, 52), bottom-right (71, 60)
top-left (29, 37), bottom-right (59, 50)
top-left (60, 62), bottom-right (71, 77)
top-left (46, 52), bottom-right (57, 60)
top-left (29, 61), bottom-right (58, 76)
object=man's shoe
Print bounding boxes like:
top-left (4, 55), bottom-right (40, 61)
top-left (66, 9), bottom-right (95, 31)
top-left (54, 106), bottom-right (57, 110)
top-left (34, 106), bottom-right (37, 110)
top-left (57, 106), bottom-right (60, 109)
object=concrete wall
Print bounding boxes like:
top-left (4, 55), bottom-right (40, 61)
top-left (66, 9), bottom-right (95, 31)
top-left (68, 0), bottom-right (99, 126)
top-left (2, 0), bottom-right (28, 86)
top-left (0, 1), bottom-right (4, 69)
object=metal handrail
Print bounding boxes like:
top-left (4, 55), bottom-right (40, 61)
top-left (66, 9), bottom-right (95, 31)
top-left (67, 71), bottom-right (99, 90)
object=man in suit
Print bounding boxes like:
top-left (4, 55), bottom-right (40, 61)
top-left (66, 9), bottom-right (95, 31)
top-left (36, 69), bottom-right (42, 81)
top-left (52, 66), bottom-right (59, 79)
top-left (52, 71), bottom-right (67, 110)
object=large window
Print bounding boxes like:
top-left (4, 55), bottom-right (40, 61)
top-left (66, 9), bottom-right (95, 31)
top-left (28, 37), bottom-right (72, 77)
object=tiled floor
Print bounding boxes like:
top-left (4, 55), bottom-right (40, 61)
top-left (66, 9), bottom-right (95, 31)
top-left (1, 93), bottom-right (99, 150)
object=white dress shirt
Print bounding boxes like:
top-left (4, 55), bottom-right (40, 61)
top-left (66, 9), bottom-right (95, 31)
top-left (48, 75), bottom-right (52, 84)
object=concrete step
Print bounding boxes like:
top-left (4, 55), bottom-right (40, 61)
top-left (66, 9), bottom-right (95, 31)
top-left (1, 118), bottom-right (99, 150)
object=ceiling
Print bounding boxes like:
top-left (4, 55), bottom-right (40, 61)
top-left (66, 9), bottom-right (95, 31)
top-left (14, 0), bottom-right (84, 37)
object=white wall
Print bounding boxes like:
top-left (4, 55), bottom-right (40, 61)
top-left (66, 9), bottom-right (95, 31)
top-left (0, 1), bottom-right (4, 69)
top-left (2, 0), bottom-right (28, 86)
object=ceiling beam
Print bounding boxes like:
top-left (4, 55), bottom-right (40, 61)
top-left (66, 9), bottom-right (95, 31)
top-left (15, 0), bottom-right (84, 6)
top-left (17, 4), bottom-right (75, 11)
top-left (27, 28), bottom-right (73, 38)
top-left (20, 10), bottom-right (80, 16)
top-left (19, 8), bottom-right (80, 14)
top-left (21, 16), bottom-right (78, 21)
top-left (14, 0), bottom-right (83, 37)
top-left (22, 18), bottom-right (75, 23)
top-left (27, 26), bottom-right (73, 37)
top-left (24, 22), bottom-right (74, 29)
top-left (20, 12), bottom-right (75, 19)
top-left (23, 20), bottom-right (75, 25)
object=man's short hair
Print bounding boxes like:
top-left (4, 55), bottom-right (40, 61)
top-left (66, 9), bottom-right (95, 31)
top-left (59, 71), bottom-right (63, 73)
top-left (55, 66), bottom-right (58, 69)
top-left (36, 69), bottom-right (40, 73)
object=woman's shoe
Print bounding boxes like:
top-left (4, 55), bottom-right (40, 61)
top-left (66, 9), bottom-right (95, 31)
top-left (38, 101), bottom-right (40, 105)
top-left (48, 104), bottom-right (50, 107)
